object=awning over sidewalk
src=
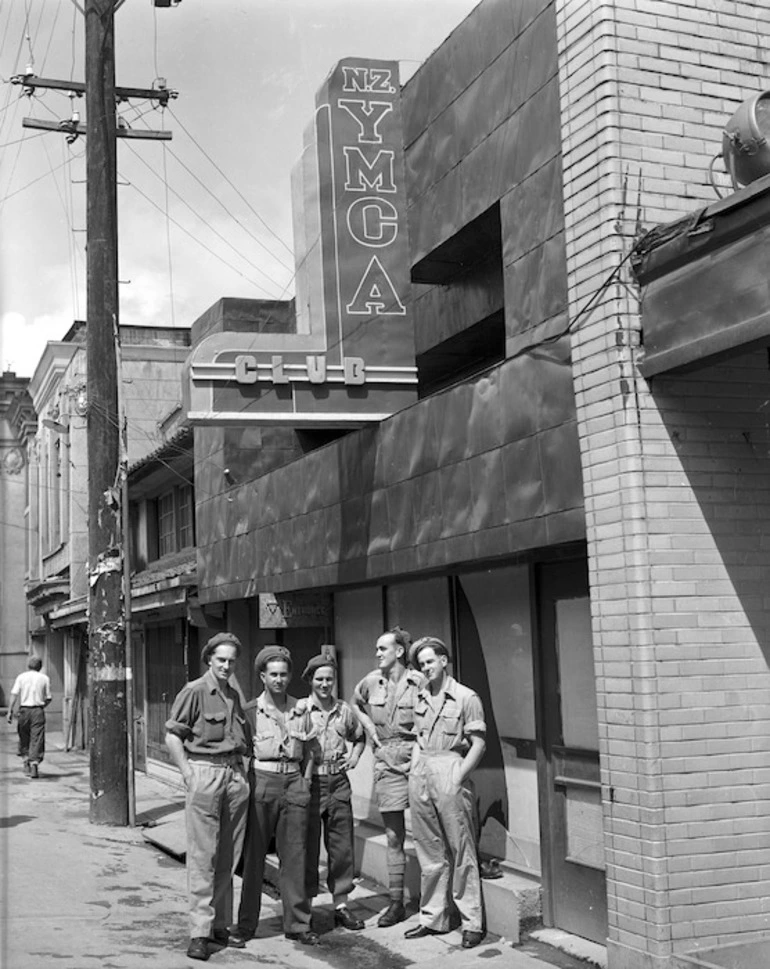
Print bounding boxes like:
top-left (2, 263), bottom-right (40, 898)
top-left (632, 173), bottom-right (770, 377)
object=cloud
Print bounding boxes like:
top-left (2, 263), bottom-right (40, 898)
top-left (0, 312), bottom-right (73, 378)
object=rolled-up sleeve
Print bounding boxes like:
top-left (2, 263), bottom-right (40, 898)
top-left (165, 685), bottom-right (198, 741)
top-left (463, 692), bottom-right (486, 737)
top-left (344, 704), bottom-right (364, 742)
top-left (351, 676), bottom-right (369, 707)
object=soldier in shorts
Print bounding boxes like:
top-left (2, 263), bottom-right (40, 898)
top-left (351, 627), bottom-right (424, 927)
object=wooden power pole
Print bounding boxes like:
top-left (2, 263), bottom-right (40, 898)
top-left (13, 0), bottom-right (177, 825)
top-left (85, 0), bottom-right (125, 826)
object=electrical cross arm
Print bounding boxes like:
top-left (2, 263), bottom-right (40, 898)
top-left (10, 74), bottom-right (178, 106)
top-left (22, 118), bottom-right (172, 141)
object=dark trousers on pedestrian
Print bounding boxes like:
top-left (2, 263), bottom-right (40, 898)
top-left (18, 707), bottom-right (45, 764)
top-left (236, 769), bottom-right (311, 936)
top-left (305, 771), bottom-right (356, 901)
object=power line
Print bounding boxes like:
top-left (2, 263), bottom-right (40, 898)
top-left (0, 139), bottom-right (81, 206)
top-left (120, 166), bottom-right (284, 299)
top-left (122, 140), bottom-right (289, 295)
top-left (160, 137), bottom-right (294, 274)
top-left (169, 107), bottom-right (295, 261)
top-left (39, 0), bottom-right (64, 75)
top-left (161, 139), bottom-right (176, 327)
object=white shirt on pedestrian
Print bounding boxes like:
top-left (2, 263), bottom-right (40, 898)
top-left (11, 670), bottom-right (51, 707)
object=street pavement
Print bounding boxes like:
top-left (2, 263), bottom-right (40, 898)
top-left (0, 723), bottom-right (595, 969)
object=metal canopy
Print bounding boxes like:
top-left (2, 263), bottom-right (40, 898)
top-left (632, 173), bottom-right (770, 377)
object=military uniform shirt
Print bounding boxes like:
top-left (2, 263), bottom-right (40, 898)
top-left (165, 669), bottom-right (248, 755)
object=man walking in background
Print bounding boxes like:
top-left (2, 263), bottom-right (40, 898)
top-left (7, 655), bottom-right (51, 779)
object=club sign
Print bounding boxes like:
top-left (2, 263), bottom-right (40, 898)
top-left (186, 58), bottom-right (417, 427)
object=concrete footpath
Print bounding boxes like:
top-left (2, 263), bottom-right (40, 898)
top-left (0, 724), bottom-right (602, 969)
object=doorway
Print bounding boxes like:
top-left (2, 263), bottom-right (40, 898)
top-left (537, 560), bottom-right (607, 944)
top-left (146, 622), bottom-right (187, 764)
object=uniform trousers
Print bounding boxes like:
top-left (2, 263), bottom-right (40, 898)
top-left (305, 771), bottom-right (355, 900)
top-left (408, 750), bottom-right (483, 933)
top-left (236, 769), bottom-right (311, 935)
top-left (185, 758), bottom-right (249, 939)
top-left (18, 707), bottom-right (46, 764)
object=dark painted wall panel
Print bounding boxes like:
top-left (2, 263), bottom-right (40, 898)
top-left (401, 0), bottom-right (552, 149)
top-left (411, 256), bottom-right (504, 356)
top-left (404, 3), bottom-right (559, 265)
top-left (504, 232), bottom-right (568, 341)
top-left (196, 348), bottom-right (584, 601)
top-left (502, 154), bottom-right (565, 267)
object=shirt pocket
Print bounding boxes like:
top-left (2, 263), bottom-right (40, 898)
top-left (202, 711), bottom-right (227, 743)
top-left (395, 699), bottom-right (416, 731)
top-left (439, 715), bottom-right (463, 747)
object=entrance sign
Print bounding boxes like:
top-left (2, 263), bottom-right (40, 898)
top-left (259, 592), bottom-right (333, 628)
top-left (186, 58), bottom-right (417, 427)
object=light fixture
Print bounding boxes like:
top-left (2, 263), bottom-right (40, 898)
top-left (42, 418), bottom-right (69, 435)
top-left (722, 91), bottom-right (770, 190)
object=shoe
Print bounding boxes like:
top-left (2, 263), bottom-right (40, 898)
top-left (226, 929), bottom-right (251, 948)
top-left (29, 762), bottom-right (38, 779)
top-left (462, 930), bottom-right (485, 948)
top-left (23, 760), bottom-right (30, 776)
top-left (377, 900), bottom-right (406, 927)
top-left (480, 858), bottom-right (503, 880)
top-left (334, 905), bottom-right (365, 930)
top-left (404, 924), bottom-right (437, 939)
top-left (211, 929), bottom-right (245, 949)
top-left (186, 937), bottom-right (210, 961)
top-left (285, 931), bottom-right (320, 945)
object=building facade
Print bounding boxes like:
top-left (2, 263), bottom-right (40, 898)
top-left (0, 371), bottom-right (36, 708)
top-left (24, 322), bottom-right (190, 747)
top-left (175, 1), bottom-right (770, 966)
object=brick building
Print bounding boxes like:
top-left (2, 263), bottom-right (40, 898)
top-left (176, 1), bottom-right (770, 966)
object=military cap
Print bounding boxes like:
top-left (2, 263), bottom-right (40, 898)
top-left (302, 650), bottom-right (337, 683)
top-left (408, 635), bottom-right (450, 669)
top-left (254, 644), bottom-right (292, 674)
top-left (200, 632), bottom-right (242, 666)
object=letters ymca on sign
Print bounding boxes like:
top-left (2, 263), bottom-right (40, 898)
top-left (186, 59), bottom-right (417, 427)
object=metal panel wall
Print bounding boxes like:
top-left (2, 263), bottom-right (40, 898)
top-left (195, 338), bottom-right (584, 602)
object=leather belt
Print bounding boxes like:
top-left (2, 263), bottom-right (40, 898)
top-left (188, 751), bottom-right (244, 764)
top-left (253, 760), bottom-right (300, 774)
top-left (313, 762), bottom-right (344, 776)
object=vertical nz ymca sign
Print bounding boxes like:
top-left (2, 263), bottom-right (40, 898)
top-left (186, 59), bottom-right (417, 426)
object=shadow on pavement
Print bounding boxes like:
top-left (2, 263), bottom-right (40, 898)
top-left (0, 814), bottom-right (37, 828)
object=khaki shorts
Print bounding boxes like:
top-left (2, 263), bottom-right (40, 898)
top-left (373, 742), bottom-right (413, 812)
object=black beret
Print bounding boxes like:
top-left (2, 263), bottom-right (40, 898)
top-left (200, 632), bottom-right (241, 666)
top-left (254, 645), bottom-right (292, 674)
top-left (408, 636), bottom-right (449, 668)
top-left (302, 652), bottom-right (337, 683)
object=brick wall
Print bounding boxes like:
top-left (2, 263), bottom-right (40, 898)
top-left (556, 1), bottom-right (770, 965)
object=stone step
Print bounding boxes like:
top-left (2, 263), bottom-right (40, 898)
top-left (353, 819), bottom-right (541, 944)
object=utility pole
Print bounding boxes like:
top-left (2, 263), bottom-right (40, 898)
top-left (84, 0), bottom-right (124, 826)
top-left (12, 0), bottom-right (177, 826)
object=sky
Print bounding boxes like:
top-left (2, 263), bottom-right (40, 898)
top-left (0, 0), bottom-right (479, 378)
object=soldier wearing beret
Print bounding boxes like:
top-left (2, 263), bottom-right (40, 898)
top-left (231, 645), bottom-right (318, 947)
top-left (404, 636), bottom-right (487, 950)
top-left (301, 650), bottom-right (366, 931)
top-left (165, 632), bottom-right (251, 962)
top-left (351, 626), bottom-right (424, 927)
